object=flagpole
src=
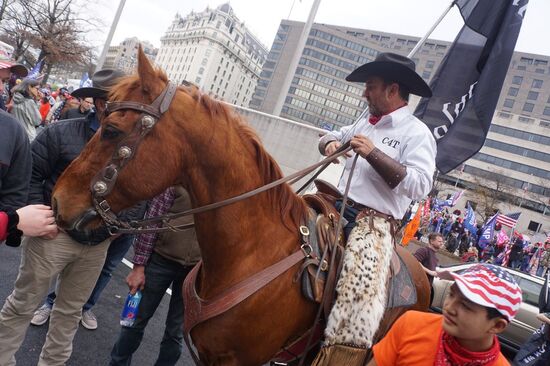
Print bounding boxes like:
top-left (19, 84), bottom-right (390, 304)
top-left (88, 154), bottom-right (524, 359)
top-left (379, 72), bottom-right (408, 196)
top-left (272, 0), bottom-right (322, 116)
top-left (96, 0), bottom-right (126, 71)
top-left (338, 0), bottom-right (457, 143)
top-left (407, 1), bottom-right (457, 58)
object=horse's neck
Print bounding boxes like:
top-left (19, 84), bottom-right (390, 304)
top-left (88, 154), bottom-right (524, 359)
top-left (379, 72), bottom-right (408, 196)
top-left (184, 152), bottom-right (299, 292)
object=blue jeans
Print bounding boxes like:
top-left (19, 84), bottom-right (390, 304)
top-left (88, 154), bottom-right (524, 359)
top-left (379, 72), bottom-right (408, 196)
top-left (45, 234), bottom-right (134, 311)
top-left (110, 252), bottom-right (194, 366)
top-left (509, 258), bottom-right (522, 270)
top-left (334, 200), bottom-right (360, 239)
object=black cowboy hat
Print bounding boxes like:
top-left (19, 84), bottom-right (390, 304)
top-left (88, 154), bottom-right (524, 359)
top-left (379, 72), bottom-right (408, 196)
top-left (72, 69), bottom-right (126, 99)
top-left (346, 52), bottom-right (432, 97)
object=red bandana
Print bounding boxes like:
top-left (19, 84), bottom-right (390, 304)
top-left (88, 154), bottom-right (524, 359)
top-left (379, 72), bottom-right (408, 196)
top-left (368, 115), bottom-right (382, 125)
top-left (367, 103), bottom-right (408, 125)
top-left (434, 330), bottom-right (500, 366)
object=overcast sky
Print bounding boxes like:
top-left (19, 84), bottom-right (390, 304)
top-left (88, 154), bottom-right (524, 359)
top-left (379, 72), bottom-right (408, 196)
top-left (91, 0), bottom-right (549, 57)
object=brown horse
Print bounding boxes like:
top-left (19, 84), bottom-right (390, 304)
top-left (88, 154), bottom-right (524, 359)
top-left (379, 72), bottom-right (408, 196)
top-left (52, 49), bottom-right (430, 365)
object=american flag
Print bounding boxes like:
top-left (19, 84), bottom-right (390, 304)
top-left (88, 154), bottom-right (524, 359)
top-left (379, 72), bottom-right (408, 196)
top-left (502, 243), bottom-right (512, 268)
top-left (452, 264), bottom-right (522, 321)
top-left (496, 212), bottom-right (521, 228)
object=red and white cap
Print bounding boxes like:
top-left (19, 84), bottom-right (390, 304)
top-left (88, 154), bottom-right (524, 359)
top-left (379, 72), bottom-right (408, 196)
top-left (438, 264), bottom-right (522, 322)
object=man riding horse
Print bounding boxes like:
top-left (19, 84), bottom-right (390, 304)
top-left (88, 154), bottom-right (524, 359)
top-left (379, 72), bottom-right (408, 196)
top-left (314, 52), bottom-right (437, 363)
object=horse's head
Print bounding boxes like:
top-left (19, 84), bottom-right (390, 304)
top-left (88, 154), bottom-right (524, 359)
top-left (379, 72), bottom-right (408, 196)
top-left (52, 47), bottom-right (193, 232)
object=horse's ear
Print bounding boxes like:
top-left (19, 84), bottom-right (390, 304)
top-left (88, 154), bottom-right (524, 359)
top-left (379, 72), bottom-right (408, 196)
top-left (137, 44), bottom-right (160, 96)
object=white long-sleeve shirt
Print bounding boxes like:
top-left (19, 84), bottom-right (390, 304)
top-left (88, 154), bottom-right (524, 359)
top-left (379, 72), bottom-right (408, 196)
top-left (320, 106), bottom-right (436, 219)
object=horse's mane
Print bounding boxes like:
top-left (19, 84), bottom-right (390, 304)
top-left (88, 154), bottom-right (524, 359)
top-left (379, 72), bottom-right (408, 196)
top-left (112, 71), bottom-right (307, 228)
top-left (184, 84), bottom-right (308, 229)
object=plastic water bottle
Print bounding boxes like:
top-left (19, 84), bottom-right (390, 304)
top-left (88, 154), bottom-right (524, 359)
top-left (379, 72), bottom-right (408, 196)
top-left (120, 291), bottom-right (142, 326)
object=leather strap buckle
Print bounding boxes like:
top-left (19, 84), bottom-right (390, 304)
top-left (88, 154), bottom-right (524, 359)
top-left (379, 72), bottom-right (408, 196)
top-left (301, 244), bottom-right (313, 258)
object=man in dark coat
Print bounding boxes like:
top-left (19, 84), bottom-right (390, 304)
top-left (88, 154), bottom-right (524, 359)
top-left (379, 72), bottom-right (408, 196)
top-left (0, 69), bottom-right (143, 365)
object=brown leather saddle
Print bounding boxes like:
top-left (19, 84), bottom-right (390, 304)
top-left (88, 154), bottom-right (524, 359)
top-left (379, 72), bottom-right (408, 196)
top-left (300, 180), bottom-right (415, 309)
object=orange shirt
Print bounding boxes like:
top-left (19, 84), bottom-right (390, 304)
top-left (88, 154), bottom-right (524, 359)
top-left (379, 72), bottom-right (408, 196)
top-left (372, 311), bottom-right (509, 366)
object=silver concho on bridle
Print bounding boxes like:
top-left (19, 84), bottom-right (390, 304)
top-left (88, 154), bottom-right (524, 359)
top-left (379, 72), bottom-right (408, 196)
top-left (93, 181), bottom-right (108, 195)
top-left (118, 146), bottom-right (132, 159)
top-left (141, 115), bottom-right (156, 129)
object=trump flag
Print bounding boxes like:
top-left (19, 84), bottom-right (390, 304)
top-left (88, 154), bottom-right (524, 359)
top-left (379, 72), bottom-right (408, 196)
top-left (415, 0), bottom-right (529, 173)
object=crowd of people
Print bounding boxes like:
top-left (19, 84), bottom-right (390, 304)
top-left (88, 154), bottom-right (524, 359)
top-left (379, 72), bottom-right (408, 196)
top-left (0, 51), bottom-right (541, 365)
top-left (415, 206), bottom-right (550, 277)
top-left (0, 58), bottom-right (196, 365)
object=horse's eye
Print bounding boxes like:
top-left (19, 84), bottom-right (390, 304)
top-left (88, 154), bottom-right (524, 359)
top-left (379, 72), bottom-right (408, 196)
top-left (101, 125), bottom-right (122, 140)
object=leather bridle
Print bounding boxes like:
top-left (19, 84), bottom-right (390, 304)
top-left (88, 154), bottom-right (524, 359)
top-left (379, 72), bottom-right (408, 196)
top-left (87, 80), bottom-right (353, 235)
top-left (89, 82), bottom-right (178, 232)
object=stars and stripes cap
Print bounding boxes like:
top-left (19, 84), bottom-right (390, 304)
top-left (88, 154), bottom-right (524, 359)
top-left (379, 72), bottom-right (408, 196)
top-left (438, 264), bottom-right (522, 321)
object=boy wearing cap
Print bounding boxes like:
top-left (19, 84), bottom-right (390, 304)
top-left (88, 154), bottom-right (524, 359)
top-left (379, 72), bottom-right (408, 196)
top-left (369, 264), bottom-right (521, 365)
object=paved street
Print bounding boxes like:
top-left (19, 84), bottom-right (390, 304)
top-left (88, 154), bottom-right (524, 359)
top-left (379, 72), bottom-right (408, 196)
top-left (0, 244), bottom-right (193, 365)
top-left (0, 238), bottom-right (507, 365)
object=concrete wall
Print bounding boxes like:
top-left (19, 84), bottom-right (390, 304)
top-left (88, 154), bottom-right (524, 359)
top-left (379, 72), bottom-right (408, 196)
top-left (233, 104), bottom-right (343, 187)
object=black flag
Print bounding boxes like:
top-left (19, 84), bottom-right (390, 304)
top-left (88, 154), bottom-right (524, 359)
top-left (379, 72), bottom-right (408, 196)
top-left (414, 0), bottom-right (529, 174)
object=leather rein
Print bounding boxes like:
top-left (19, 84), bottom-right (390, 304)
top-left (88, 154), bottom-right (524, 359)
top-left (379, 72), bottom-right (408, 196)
top-left (88, 81), bottom-right (353, 235)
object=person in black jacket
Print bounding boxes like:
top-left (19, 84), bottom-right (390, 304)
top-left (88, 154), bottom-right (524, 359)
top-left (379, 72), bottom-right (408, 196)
top-left (0, 109), bottom-right (57, 245)
top-left (59, 96), bottom-right (93, 120)
top-left (0, 110), bottom-right (32, 212)
top-left (0, 69), bottom-right (144, 366)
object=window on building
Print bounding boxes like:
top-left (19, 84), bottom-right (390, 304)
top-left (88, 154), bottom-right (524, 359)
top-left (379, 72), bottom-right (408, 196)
top-left (198, 67), bottom-right (204, 75)
top-left (260, 70), bottom-right (272, 78)
top-left (508, 87), bottom-right (518, 96)
top-left (527, 91), bottom-right (539, 100)
top-left (523, 102), bottom-right (534, 112)
top-left (532, 79), bottom-right (543, 88)
top-left (275, 31), bottom-right (286, 42)
top-left (425, 60), bottom-right (435, 69)
top-left (503, 99), bottom-right (514, 108)
top-left (422, 71), bottom-right (431, 80)
top-left (521, 57), bottom-right (534, 64)
top-left (512, 76), bottom-right (523, 85)
top-left (543, 107), bottom-right (550, 116)
top-left (528, 221), bottom-right (541, 232)
top-left (518, 116), bottom-right (534, 123)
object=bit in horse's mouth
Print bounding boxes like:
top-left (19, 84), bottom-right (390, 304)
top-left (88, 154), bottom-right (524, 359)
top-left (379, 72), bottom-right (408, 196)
top-left (72, 208), bottom-right (100, 232)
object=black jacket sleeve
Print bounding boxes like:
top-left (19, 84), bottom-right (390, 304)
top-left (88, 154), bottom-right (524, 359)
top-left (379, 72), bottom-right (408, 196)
top-left (29, 127), bottom-right (59, 204)
top-left (0, 122), bottom-right (31, 211)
